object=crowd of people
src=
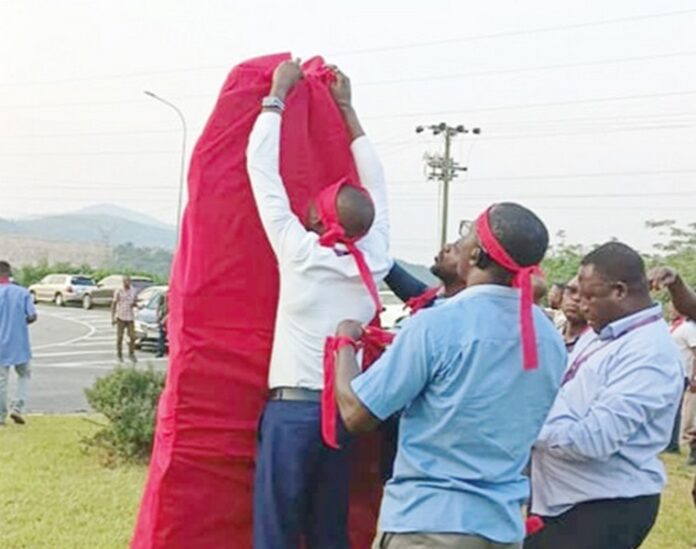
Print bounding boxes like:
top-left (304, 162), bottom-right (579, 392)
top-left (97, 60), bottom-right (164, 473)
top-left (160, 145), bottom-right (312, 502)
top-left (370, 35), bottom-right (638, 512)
top-left (246, 59), bottom-right (696, 549)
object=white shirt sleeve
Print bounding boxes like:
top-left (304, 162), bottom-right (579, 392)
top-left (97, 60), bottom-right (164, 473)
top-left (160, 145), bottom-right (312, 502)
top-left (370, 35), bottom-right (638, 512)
top-left (246, 111), bottom-right (315, 263)
top-left (351, 136), bottom-right (389, 255)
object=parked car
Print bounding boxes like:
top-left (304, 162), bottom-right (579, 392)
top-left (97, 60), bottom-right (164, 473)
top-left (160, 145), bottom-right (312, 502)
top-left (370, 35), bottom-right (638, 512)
top-left (379, 290), bottom-right (407, 329)
top-left (28, 274), bottom-right (96, 307)
top-left (136, 285), bottom-right (168, 310)
top-left (134, 289), bottom-right (168, 351)
top-left (81, 275), bottom-right (154, 310)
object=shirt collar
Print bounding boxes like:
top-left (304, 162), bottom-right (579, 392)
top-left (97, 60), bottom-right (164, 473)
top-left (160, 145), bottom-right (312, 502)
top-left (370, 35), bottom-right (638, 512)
top-left (447, 283), bottom-right (518, 305)
top-left (598, 303), bottom-right (663, 341)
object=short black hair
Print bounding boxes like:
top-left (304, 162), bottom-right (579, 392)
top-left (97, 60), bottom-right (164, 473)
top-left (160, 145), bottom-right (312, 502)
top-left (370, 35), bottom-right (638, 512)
top-left (487, 203), bottom-right (549, 267)
top-left (581, 242), bottom-right (648, 293)
top-left (0, 261), bottom-right (10, 276)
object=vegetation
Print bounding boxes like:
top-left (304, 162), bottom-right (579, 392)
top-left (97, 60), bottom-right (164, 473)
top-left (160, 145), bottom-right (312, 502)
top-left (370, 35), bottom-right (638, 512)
top-left (0, 415), bottom-right (693, 548)
top-left (13, 254), bottom-right (168, 288)
top-left (84, 367), bottom-right (166, 464)
top-left (0, 416), bottom-right (146, 549)
top-left (542, 221), bottom-right (696, 291)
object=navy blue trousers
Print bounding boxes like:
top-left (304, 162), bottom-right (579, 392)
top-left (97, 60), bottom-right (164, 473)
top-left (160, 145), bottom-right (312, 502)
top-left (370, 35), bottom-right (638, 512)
top-left (253, 400), bottom-right (351, 549)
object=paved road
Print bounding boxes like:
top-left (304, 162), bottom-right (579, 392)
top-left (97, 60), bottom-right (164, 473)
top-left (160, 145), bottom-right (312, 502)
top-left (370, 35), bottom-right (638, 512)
top-left (10, 305), bottom-right (167, 413)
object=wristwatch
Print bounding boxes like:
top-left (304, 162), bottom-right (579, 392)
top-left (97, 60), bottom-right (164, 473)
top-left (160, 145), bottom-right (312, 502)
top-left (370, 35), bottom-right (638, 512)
top-left (262, 96), bottom-right (285, 112)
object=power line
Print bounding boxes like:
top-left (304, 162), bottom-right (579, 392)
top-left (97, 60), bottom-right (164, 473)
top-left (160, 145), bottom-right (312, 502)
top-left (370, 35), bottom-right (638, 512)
top-left (2, 7), bottom-right (694, 88)
top-left (360, 49), bottom-right (696, 86)
top-left (365, 89), bottom-right (696, 120)
top-left (328, 7), bottom-right (696, 56)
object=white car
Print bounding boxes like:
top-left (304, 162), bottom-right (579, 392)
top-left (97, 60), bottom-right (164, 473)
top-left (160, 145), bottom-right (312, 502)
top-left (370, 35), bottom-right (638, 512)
top-left (29, 274), bottom-right (96, 306)
top-left (379, 291), bottom-right (407, 329)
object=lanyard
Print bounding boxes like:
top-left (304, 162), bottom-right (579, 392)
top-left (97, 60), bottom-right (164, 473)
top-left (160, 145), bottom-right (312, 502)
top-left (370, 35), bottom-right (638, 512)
top-left (561, 313), bottom-right (663, 386)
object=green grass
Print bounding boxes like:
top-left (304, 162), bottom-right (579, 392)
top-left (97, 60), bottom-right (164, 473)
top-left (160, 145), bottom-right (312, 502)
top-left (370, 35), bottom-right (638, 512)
top-left (0, 415), bottom-right (146, 549)
top-left (0, 416), bottom-right (694, 548)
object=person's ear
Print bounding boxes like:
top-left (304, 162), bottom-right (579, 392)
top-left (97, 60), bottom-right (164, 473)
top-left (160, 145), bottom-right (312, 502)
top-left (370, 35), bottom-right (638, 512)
top-left (614, 281), bottom-right (629, 300)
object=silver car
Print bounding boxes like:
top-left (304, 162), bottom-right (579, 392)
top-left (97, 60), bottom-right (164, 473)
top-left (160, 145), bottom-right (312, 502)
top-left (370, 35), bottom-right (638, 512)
top-left (29, 274), bottom-right (96, 307)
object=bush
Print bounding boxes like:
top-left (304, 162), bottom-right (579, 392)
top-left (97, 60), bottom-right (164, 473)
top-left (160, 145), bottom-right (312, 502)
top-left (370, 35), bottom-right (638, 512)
top-left (84, 366), bottom-right (165, 463)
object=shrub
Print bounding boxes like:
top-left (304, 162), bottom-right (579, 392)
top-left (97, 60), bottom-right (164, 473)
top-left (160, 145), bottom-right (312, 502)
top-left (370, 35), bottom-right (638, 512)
top-left (84, 366), bottom-right (165, 463)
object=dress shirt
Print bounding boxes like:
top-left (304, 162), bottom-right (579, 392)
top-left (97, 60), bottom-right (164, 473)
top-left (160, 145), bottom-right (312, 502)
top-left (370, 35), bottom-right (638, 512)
top-left (532, 304), bottom-right (684, 517)
top-left (247, 112), bottom-right (391, 389)
top-left (352, 285), bottom-right (566, 543)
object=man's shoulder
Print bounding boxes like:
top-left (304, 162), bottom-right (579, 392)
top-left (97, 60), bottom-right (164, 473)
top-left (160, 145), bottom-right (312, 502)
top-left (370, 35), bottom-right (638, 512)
top-left (3, 284), bottom-right (29, 298)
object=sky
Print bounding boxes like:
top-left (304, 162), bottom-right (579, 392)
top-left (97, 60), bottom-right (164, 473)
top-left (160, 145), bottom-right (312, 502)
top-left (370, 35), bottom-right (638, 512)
top-left (1, 0), bottom-right (695, 264)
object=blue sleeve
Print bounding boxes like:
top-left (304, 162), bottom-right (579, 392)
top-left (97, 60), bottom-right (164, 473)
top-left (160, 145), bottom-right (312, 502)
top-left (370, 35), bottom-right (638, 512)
top-left (24, 290), bottom-right (36, 318)
top-left (384, 262), bottom-right (429, 303)
top-left (351, 314), bottom-right (435, 420)
top-left (537, 348), bottom-right (683, 461)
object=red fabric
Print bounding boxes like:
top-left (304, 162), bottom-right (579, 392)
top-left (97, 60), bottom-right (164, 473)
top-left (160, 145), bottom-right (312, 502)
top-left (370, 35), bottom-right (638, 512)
top-left (321, 325), bottom-right (395, 448)
top-left (476, 207), bottom-right (542, 370)
top-left (671, 316), bottom-right (685, 333)
top-left (525, 515), bottom-right (545, 536)
top-left (131, 53), bottom-right (380, 548)
top-left (316, 179), bottom-right (382, 316)
top-left (0, 277), bottom-right (10, 284)
top-left (406, 286), bottom-right (441, 315)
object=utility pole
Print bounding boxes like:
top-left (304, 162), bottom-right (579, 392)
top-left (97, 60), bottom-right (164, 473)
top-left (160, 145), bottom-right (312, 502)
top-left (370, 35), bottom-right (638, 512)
top-left (416, 123), bottom-right (481, 248)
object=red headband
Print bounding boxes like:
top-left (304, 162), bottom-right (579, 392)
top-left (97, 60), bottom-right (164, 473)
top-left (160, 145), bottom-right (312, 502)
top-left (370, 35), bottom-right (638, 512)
top-left (475, 206), bottom-right (542, 370)
top-left (315, 178), bottom-right (381, 315)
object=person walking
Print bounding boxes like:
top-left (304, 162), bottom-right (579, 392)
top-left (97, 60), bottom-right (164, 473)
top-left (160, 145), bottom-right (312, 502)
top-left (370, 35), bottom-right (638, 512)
top-left (0, 260), bottom-right (37, 426)
top-left (155, 290), bottom-right (168, 358)
top-left (112, 275), bottom-right (138, 363)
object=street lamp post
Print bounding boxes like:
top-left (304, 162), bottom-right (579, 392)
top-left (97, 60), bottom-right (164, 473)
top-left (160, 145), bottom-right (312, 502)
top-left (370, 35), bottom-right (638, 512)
top-left (144, 90), bottom-right (187, 247)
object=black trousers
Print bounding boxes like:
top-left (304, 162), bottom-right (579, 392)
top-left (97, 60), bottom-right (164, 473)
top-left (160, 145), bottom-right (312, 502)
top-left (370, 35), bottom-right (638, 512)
top-left (524, 495), bottom-right (660, 549)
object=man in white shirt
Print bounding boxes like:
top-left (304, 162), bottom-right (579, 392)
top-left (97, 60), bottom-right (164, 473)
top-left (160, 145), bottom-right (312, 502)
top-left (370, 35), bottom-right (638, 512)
top-left (247, 60), bottom-right (391, 549)
top-left (668, 302), bottom-right (696, 463)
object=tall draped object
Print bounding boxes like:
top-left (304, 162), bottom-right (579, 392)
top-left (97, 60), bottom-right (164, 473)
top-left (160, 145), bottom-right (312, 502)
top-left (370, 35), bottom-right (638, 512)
top-left (131, 53), bottom-right (381, 548)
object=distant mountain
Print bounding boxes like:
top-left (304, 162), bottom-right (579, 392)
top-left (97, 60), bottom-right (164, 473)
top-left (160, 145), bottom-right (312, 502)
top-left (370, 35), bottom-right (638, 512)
top-left (0, 206), bottom-right (176, 250)
top-left (76, 204), bottom-right (174, 231)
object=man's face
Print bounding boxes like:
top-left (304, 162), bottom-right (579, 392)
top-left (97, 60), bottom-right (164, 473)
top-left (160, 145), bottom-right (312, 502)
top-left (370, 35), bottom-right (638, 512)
top-left (123, 276), bottom-right (131, 289)
top-left (455, 228), bottom-right (480, 285)
top-left (561, 276), bottom-right (585, 324)
top-left (578, 265), bottom-right (624, 332)
top-left (431, 241), bottom-right (463, 284)
top-left (548, 285), bottom-right (564, 310)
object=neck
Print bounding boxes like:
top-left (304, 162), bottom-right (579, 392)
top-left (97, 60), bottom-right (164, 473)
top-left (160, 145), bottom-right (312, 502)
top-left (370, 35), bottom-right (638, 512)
top-left (442, 280), bottom-right (467, 298)
top-left (608, 296), bottom-right (655, 325)
top-left (0, 276), bottom-right (10, 284)
top-left (565, 320), bottom-right (588, 338)
top-left (465, 269), bottom-right (510, 289)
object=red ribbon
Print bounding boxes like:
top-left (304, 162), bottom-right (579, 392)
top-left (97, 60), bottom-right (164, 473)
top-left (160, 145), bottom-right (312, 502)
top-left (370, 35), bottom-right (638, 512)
top-left (525, 515), bottom-right (545, 536)
top-left (671, 316), bottom-right (685, 333)
top-left (0, 276), bottom-right (10, 285)
top-left (476, 206), bottom-right (542, 370)
top-left (316, 177), bottom-right (389, 448)
top-left (321, 326), bottom-right (395, 449)
top-left (406, 286), bottom-right (441, 315)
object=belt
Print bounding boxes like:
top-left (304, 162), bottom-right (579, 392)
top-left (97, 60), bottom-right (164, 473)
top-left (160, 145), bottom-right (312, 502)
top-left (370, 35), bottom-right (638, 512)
top-left (269, 387), bottom-right (321, 403)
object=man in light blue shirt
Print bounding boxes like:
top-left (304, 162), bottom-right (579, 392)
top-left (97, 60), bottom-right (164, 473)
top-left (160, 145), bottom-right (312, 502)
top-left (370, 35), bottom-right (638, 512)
top-left (527, 243), bottom-right (683, 549)
top-left (0, 261), bottom-right (37, 426)
top-left (333, 203), bottom-right (566, 549)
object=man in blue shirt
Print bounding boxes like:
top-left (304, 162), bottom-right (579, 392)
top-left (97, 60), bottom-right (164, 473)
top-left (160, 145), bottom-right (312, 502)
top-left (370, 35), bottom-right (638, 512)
top-left (527, 243), bottom-right (683, 549)
top-left (0, 261), bottom-right (37, 426)
top-left (333, 203), bottom-right (566, 549)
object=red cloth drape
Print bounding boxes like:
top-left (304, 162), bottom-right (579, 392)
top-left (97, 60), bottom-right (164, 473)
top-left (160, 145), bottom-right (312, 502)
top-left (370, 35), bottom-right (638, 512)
top-left (131, 53), bottom-right (380, 548)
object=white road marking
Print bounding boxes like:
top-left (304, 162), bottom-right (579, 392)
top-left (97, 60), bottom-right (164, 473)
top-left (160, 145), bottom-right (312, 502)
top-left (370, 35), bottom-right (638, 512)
top-left (32, 311), bottom-right (97, 350)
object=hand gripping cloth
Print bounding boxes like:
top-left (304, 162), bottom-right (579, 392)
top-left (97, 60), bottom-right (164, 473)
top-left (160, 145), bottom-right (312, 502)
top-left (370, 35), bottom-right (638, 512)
top-left (131, 53), bottom-right (382, 548)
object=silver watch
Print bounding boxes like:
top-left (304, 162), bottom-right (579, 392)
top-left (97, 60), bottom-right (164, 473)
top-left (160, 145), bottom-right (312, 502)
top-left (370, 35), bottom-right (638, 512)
top-left (262, 96), bottom-right (285, 112)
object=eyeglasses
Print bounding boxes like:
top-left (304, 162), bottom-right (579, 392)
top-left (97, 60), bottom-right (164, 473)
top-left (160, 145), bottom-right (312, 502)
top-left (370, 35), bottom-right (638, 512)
top-left (458, 219), bottom-right (472, 237)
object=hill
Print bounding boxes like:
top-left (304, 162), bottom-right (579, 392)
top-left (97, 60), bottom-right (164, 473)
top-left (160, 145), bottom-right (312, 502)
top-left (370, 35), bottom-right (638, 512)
top-left (0, 208), bottom-right (176, 250)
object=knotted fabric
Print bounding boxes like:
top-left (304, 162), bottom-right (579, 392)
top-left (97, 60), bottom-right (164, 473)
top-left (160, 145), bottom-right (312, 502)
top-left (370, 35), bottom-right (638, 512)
top-left (406, 286), bottom-right (441, 315)
top-left (316, 178), bottom-right (392, 448)
top-left (322, 325), bottom-right (395, 449)
top-left (475, 206), bottom-right (542, 370)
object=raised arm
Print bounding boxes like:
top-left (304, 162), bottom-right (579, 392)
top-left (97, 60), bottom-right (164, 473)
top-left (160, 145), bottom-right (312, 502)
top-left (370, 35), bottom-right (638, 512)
top-left (649, 267), bottom-right (696, 320)
top-left (384, 261), bottom-right (429, 303)
top-left (246, 60), bottom-right (311, 261)
top-left (329, 68), bottom-right (389, 248)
